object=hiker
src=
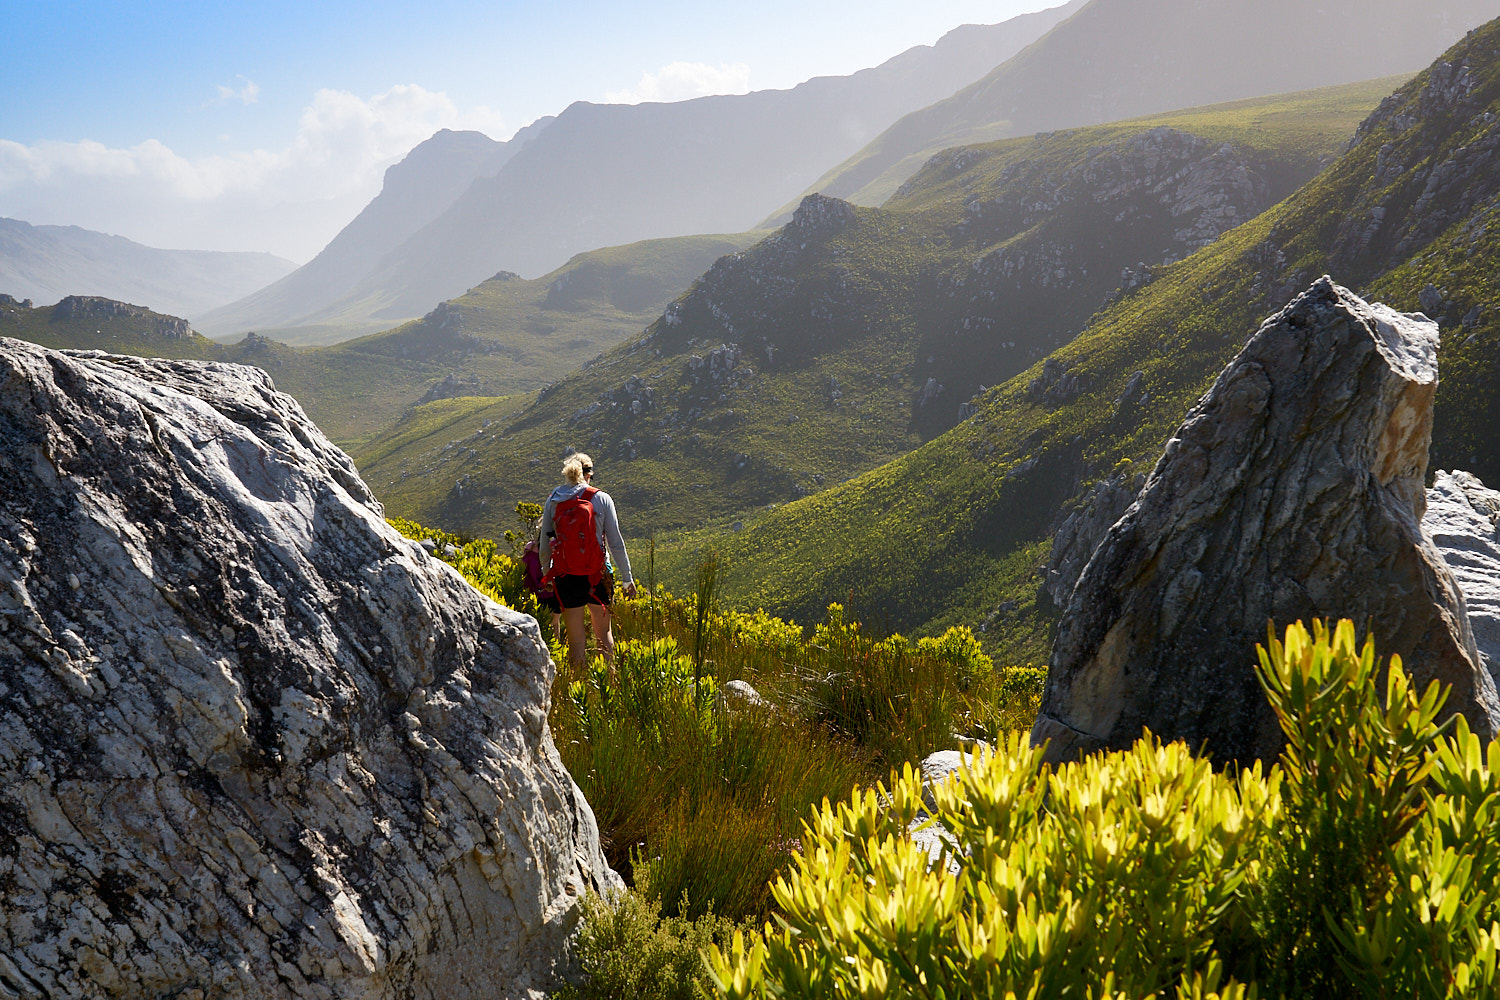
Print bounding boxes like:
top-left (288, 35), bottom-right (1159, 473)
top-left (540, 452), bottom-right (637, 669)
top-left (520, 535), bottom-right (563, 644)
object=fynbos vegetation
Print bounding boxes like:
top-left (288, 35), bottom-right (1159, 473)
top-left (710, 621), bottom-right (1500, 999)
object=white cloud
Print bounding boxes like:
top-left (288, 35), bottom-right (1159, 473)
top-left (0, 84), bottom-right (507, 262)
top-left (214, 77), bottom-right (260, 106)
top-left (605, 61), bottom-right (752, 105)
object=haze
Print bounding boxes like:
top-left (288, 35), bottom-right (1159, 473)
top-left (0, 0), bottom-right (1058, 263)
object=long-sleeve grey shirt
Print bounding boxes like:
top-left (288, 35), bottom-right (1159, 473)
top-left (539, 483), bottom-right (633, 585)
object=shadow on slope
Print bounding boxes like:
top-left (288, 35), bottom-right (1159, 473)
top-left (667, 21), bottom-right (1500, 663)
top-left (356, 80), bottom-right (1392, 547)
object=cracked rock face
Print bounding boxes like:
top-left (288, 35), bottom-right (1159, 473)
top-left (1032, 278), bottom-right (1500, 765)
top-left (0, 338), bottom-right (619, 999)
top-left (1044, 469), bottom-right (1143, 609)
top-left (1424, 469), bottom-right (1500, 681)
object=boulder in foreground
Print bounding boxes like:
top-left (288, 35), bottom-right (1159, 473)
top-left (0, 338), bottom-right (619, 998)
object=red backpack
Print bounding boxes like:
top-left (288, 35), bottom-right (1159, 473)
top-left (546, 487), bottom-right (606, 584)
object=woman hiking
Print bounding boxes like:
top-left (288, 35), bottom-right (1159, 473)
top-left (540, 452), bottom-right (637, 669)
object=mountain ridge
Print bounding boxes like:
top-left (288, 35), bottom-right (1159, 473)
top-left (196, 2), bottom-right (1084, 339)
top-left (350, 78), bottom-right (1393, 545)
top-left (783, 0), bottom-right (1498, 215)
top-left (194, 120), bottom-right (555, 339)
top-left (672, 16), bottom-right (1500, 661)
top-left (0, 217), bottom-right (296, 320)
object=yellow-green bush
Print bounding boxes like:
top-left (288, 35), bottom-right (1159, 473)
top-left (708, 620), bottom-right (1500, 999)
top-left (552, 887), bottom-right (741, 1000)
top-left (1254, 620), bottom-right (1500, 998)
top-left (708, 730), bottom-right (1274, 999)
top-left (388, 517), bottom-right (539, 618)
top-left (914, 625), bottom-right (993, 689)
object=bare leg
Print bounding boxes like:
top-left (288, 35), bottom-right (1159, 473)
top-left (552, 611), bottom-right (564, 646)
top-left (562, 604), bottom-right (589, 669)
top-left (588, 602), bottom-right (615, 665)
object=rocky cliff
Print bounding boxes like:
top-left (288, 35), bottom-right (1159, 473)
top-left (1031, 278), bottom-right (1500, 764)
top-left (0, 338), bottom-right (617, 998)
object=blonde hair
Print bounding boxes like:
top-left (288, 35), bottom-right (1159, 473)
top-left (561, 452), bottom-right (594, 485)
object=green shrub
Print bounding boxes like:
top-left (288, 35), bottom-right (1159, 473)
top-left (569, 637), bottom-right (719, 744)
top-left (797, 603), bottom-right (1030, 767)
top-left (553, 888), bottom-right (740, 1000)
top-left (707, 620), bottom-right (1500, 999)
top-left (1252, 619), bottom-right (1500, 998)
top-left (557, 632), bottom-right (867, 921)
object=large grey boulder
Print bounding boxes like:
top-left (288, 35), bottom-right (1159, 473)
top-left (1424, 469), bottom-right (1500, 681)
top-left (1032, 277), bottom-right (1499, 765)
top-left (0, 338), bottom-right (619, 998)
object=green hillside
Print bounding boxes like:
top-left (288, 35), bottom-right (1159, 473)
top-left (0, 294), bottom-right (221, 358)
top-left (286, 231), bottom-right (762, 444)
top-left (357, 80), bottom-right (1390, 545)
top-left (784, 0), bottom-right (1487, 213)
top-left (0, 232), bottom-right (758, 447)
top-left (659, 19), bottom-right (1500, 664)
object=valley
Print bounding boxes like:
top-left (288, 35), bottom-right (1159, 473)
top-left (8, 3), bottom-right (1500, 997)
top-left (1, 231), bottom-right (759, 445)
top-left (353, 78), bottom-right (1397, 559)
top-left (671, 21), bottom-right (1500, 662)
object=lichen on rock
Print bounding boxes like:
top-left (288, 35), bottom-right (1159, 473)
top-left (0, 338), bottom-right (619, 998)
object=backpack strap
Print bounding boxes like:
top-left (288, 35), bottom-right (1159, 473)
top-left (579, 487), bottom-right (602, 584)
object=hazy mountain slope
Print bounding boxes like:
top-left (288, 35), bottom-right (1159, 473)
top-left (0, 218), bottom-right (295, 318)
top-left (679, 19), bottom-right (1500, 662)
top-left (254, 3), bottom-right (1084, 335)
top-left (0, 231), bottom-right (756, 446)
top-left (0, 294), bottom-right (225, 358)
top-left (353, 79), bottom-right (1390, 542)
top-left (194, 121), bottom-right (554, 339)
top-left (304, 231), bottom-right (763, 442)
top-left (793, 0), bottom-right (1495, 213)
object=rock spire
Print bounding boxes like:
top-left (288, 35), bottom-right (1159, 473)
top-left (1032, 277), bottom-right (1499, 764)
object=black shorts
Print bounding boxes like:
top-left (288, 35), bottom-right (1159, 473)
top-left (555, 574), bottom-right (611, 609)
top-left (537, 593), bottom-right (562, 614)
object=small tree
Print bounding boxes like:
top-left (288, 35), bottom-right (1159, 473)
top-left (504, 500), bottom-right (544, 559)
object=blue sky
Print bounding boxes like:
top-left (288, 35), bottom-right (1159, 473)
top-left (1, 0), bottom-right (1057, 260)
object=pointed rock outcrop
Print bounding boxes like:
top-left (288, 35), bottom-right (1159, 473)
top-left (1032, 278), bottom-right (1499, 765)
top-left (0, 338), bottom-right (618, 998)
